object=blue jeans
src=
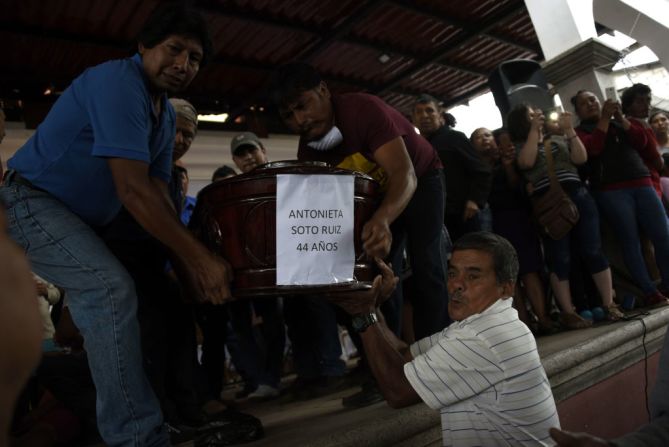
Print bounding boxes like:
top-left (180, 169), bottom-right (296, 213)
top-left (542, 186), bottom-right (609, 280)
top-left (594, 186), bottom-right (669, 295)
top-left (0, 180), bottom-right (167, 446)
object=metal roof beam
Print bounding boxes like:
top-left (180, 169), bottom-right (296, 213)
top-left (0, 21), bottom-right (129, 50)
top-left (297, 0), bottom-right (386, 62)
top-left (388, 0), bottom-right (540, 54)
top-left (198, 1), bottom-right (490, 76)
top-left (441, 83), bottom-right (492, 109)
top-left (483, 33), bottom-right (540, 54)
top-left (197, 3), bottom-right (324, 36)
top-left (341, 36), bottom-right (488, 77)
top-left (374, 2), bottom-right (529, 96)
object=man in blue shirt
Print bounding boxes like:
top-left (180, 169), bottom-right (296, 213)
top-left (173, 165), bottom-right (197, 225)
top-left (0, 4), bottom-right (231, 446)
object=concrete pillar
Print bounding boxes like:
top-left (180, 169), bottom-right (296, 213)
top-left (524, 0), bottom-right (597, 60)
top-left (594, 0), bottom-right (669, 71)
top-left (527, 0), bottom-right (669, 110)
top-left (541, 39), bottom-right (620, 113)
top-left (524, 0), bottom-right (619, 111)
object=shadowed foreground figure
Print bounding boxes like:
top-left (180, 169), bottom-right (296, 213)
top-left (0, 207), bottom-right (42, 447)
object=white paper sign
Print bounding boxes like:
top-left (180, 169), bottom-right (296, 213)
top-left (276, 174), bottom-right (355, 285)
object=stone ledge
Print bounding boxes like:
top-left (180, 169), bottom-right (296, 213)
top-left (544, 309), bottom-right (669, 401)
top-left (302, 402), bottom-right (439, 447)
top-left (542, 38), bottom-right (621, 85)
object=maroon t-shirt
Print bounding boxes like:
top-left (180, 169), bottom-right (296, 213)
top-left (297, 93), bottom-right (442, 187)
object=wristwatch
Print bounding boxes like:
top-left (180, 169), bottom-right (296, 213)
top-left (351, 311), bottom-right (378, 333)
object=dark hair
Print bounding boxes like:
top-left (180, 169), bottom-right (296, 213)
top-left (569, 90), bottom-right (587, 110)
top-left (137, 2), bottom-right (213, 66)
top-left (621, 83), bottom-right (651, 114)
top-left (650, 110), bottom-right (669, 124)
top-left (452, 232), bottom-right (519, 283)
top-left (492, 127), bottom-right (509, 145)
top-left (506, 103), bottom-right (532, 143)
top-left (443, 112), bottom-right (456, 128)
top-left (173, 165), bottom-right (188, 180)
top-left (469, 127), bottom-right (487, 142)
top-left (268, 62), bottom-right (322, 107)
top-left (414, 93), bottom-right (441, 109)
top-left (413, 94), bottom-right (457, 128)
top-left (211, 165), bottom-right (236, 181)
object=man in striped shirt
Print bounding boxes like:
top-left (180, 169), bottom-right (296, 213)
top-left (332, 232), bottom-right (559, 446)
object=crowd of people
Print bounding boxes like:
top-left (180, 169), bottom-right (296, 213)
top-left (2, 2), bottom-right (669, 446)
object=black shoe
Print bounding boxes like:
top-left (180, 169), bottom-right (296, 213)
top-left (279, 377), bottom-right (317, 403)
top-left (203, 408), bottom-right (262, 427)
top-left (312, 375), bottom-right (348, 396)
top-left (534, 319), bottom-right (559, 337)
top-left (342, 381), bottom-right (384, 409)
top-left (166, 422), bottom-right (197, 446)
top-left (234, 383), bottom-right (257, 400)
top-left (281, 375), bottom-right (349, 403)
top-left (194, 410), bottom-right (264, 445)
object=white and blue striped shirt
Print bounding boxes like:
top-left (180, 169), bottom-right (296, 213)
top-left (404, 298), bottom-right (559, 446)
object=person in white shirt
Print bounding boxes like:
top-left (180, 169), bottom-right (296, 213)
top-left (33, 273), bottom-right (62, 342)
top-left (331, 231), bottom-right (559, 446)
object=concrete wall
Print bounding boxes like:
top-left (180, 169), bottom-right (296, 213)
top-left (558, 350), bottom-right (661, 438)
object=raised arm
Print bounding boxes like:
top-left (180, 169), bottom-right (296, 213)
top-left (560, 112), bottom-right (588, 165)
top-left (517, 110), bottom-right (544, 170)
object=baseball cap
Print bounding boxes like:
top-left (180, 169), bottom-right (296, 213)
top-left (231, 132), bottom-right (263, 156)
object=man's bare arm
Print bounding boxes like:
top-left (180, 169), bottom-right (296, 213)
top-left (360, 320), bottom-right (422, 408)
top-left (108, 158), bottom-right (232, 304)
top-left (329, 259), bottom-right (420, 408)
top-left (363, 137), bottom-right (417, 258)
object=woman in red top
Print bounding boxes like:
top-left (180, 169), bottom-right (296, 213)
top-left (573, 90), bottom-right (669, 306)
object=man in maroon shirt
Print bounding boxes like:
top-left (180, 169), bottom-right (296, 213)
top-left (269, 63), bottom-right (449, 341)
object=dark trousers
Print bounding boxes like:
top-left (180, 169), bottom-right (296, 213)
top-left (195, 302), bottom-right (230, 400)
top-left (227, 298), bottom-right (285, 389)
top-left (36, 353), bottom-right (98, 435)
top-left (283, 295), bottom-right (346, 378)
top-left (386, 169), bottom-right (450, 340)
top-left (445, 205), bottom-right (493, 243)
top-left (103, 236), bottom-right (201, 424)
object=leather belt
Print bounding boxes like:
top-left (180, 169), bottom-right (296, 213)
top-left (4, 170), bottom-right (46, 192)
